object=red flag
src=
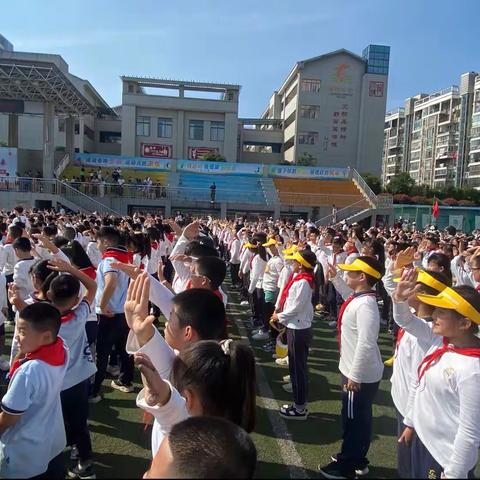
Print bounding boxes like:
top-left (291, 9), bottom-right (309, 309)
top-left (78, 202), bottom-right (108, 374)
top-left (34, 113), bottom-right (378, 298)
top-left (432, 198), bottom-right (440, 219)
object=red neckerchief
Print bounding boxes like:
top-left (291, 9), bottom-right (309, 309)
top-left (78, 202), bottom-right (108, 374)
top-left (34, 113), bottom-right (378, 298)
top-left (8, 337), bottom-right (66, 379)
top-left (417, 338), bottom-right (480, 381)
top-left (278, 272), bottom-right (314, 312)
top-left (102, 247), bottom-right (130, 264)
top-left (337, 291), bottom-right (376, 353)
top-left (61, 311), bottom-right (76, 324)
top-left (5, 239), bottom-right (12, 245)
top-left (80, 266), bottom-right (96, 280)
top-left (151, 242), bottom-right (158, 250)
top-left (166, 233), bottom-right (175, 243)
top-left (347, 246), bottom-right (358, 255)
top-left (395, 328), bottom-right (406, 354)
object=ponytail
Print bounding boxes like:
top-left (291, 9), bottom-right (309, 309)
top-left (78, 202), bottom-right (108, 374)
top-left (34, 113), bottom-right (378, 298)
top-left (172, 340), bottom-right (256, 433)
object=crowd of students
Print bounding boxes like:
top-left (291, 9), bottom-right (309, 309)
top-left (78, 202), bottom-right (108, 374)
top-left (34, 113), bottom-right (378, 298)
top-left (0, 205), bottom-right (478, 479)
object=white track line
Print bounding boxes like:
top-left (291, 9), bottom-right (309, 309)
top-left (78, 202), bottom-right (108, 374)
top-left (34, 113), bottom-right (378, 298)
top-left (231, 307), bottom-right (308, 479)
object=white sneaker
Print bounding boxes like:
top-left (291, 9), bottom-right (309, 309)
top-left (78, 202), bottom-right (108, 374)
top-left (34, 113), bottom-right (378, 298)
top-left (275, 356), bottom-right (289, 366)
top-left (252, 330), bottom-right (269, 341)
top-left (328, 320), bottom-right (337, 328)
top-left (106, 365), bottom-right (120, 377)
top-left (0, 359), bottom-right (10, 371)
top-left (282, 374), bottom-right (291, 383)
top-left (240, 300), bottom-right (249, 306)
top-left (282, 383), bottom-right (293, 393)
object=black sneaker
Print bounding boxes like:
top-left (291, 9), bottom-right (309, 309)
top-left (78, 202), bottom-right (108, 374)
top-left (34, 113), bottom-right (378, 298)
top-left (279, 404), bottom-right (308, 420)
top-left (68, 461), bottom-right (96, 479)
top-left (318, 461), bottom-right (356, 479)
top-left (330, 454), bottom-right (370, 476)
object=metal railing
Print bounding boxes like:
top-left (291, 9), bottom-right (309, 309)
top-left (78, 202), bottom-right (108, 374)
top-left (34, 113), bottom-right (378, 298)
top-left (350, 169), bottom-right (377, 207)
top-left (315, 199), bottom-right (370, 227)
top-left (55, 153), bottom-right (71, 178)
top-left (278, 192), bottom-right (367, 206)
top-left (0, 177), bottom-right (119, 216)
top-left (63, 181), bottom-right (168, 201)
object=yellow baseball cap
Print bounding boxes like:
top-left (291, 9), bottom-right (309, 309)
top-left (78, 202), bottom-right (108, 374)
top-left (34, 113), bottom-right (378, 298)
top-left (417, 287), bottom-right (480, 325)
top-left (393, 269), bottom-right (449, 293)
top-left (243, 242), bottom-right (255, 249)
top-left (337, 258), bottom-right (382, 280)
top-left (263, 238), bottom-right (278, 247)
top-left (282, 244), bottom-right (298, 255)
top-left (284, 250), bottom-right (314, 269)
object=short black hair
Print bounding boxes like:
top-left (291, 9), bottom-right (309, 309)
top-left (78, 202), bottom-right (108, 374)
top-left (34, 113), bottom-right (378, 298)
top-left (427, 253), bottom-right (453, 283)
top-left (8, 225), bottom-right (23, 239)
top-left (297, 249), bottom-right (317, 271)
top-left (20, 302), bottom-right (61, 338)
top-left (195, 256), bottom-right (227, 290)
top-left (14, 206), bottom-right (24, 214)
top-left (61, 240), bottom-right (93, 270)
top-left (43, 224), bottom-right (58, 237)
top-left (49, 274), bottom-right (81, 308)
top-left (168, 416), bottom-right (257, 479)
top-left (63, 227), bottom-right (76, 241)
top-left (172, 289), bottom-right (225, 340)
top-left (13, 237), bottom-right (32, 253)
top-left (356, 255), bottom-right (385, 287)
top-left (97, 226), bottom-right (121, 246)
top-left (184, 241), bottom-right (219, 258)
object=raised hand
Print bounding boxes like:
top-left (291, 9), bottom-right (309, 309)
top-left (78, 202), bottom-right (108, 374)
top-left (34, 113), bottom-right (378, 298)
top-left (124, 272), bottom-right (155, 346)
top-left (134, 352), bottom-right (170, 407)
top-left (394, 267), bottom-right (420, 303)
top-left (394, 246), bottom-right (415, 271)
top-left (110, 262), bottom-right (142, 280)
top-left (327, 262), bottom-right (337, 280)
top-left (47, 258), bottom-right (73, 273)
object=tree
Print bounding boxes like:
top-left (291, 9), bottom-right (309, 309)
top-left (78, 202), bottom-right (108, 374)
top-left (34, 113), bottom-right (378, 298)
top-left (201, 152), bottom-right (226, 162)
top-left (361, 173), bottom-right (382, 195)
top-left (386, 172), bottom-right (416, 195)
top-left (297, 153), bottom-right (315, 166)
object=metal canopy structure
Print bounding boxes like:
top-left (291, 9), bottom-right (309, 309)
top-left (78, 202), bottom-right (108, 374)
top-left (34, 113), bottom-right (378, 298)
top-left (0, 54), bottom-right (96, 115)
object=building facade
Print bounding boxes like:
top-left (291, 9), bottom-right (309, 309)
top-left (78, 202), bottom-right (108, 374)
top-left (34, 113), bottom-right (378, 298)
top-left (0, 34), bottom-right (390, 175)
top-left (382, 71), bottom-right (480, 189)
top-left (261, 45), bottom-right (390, 175)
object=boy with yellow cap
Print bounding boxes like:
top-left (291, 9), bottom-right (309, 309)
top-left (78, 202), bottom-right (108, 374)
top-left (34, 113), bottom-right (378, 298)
top-left (393, 269), bottom-right (480, 479)
top-left (319, 256), bottom-right (385, 479)
top-left (271, 249), bottom-right (317, 421)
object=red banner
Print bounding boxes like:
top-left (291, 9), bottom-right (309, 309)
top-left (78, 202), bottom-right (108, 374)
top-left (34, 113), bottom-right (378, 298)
top-left (141, 143), bottom-right (172, 158)
top-left (188, 147), bottom-right (218, 160)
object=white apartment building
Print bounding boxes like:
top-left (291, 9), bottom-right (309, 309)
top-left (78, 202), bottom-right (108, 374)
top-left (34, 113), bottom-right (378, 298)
top-left (383, 71), bottom-right (480, 189)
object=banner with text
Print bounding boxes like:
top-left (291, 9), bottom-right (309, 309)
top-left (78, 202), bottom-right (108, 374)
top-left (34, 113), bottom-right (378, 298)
top-left (268, 164), bottom-right (349, 179)
top-left (141, 143), bottom-right (172, 159)
top-left (177, 160), bottom-right (263, 176)
top-left (0, 147), bottom-right (17, 177)
top-left (74, 153), bottom-right (172, 171)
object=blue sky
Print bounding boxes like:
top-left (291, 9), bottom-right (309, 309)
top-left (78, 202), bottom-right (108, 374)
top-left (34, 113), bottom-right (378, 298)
top-left (2, 0), bottom-right (478, 116)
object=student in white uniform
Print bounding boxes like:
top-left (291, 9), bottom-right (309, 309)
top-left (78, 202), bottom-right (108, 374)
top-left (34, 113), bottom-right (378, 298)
top-left (123, 273), bottom-right (233, 456)
top-left (248, 241), bottom-right (268, 337)
top-left (319, 256), bottom-right (385, 479)
top-left (228, 228), bottom-right (242, 289)
top-left (393, 271), bottom-right (480, 479)
top-left (0, 273), bottom-right (8, 371)
top-left (45, 258), bottom-right (97, 479)
top-left (390, 269), bottom-right (451, 478)
top-left (12, 237), bottom-right (36, 302)
top-left (0, 302), bottom-right (68, 479)
top-left (2, 225), bottom-right (22, 322)
top-left (272, 249), bottom-right (316, 421)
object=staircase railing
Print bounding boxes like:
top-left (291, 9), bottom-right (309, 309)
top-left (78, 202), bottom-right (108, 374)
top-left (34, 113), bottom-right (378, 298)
top-left (315, 199), bottom-right (369, 227)
top-left (55, 153), bottom-right (71, 179)
top-left (56, 180), bottom-right (120, 216)
top-left (350, 168), bottom-right (377, 207)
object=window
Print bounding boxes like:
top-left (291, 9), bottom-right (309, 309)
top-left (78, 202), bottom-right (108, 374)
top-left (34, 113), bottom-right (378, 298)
top-left (298, 132), bottom-right (318, 145)
top-left (189, 120), bottom-right (204, 140)
top-left (301, 79), bottom-right (321, 93)
top-left (157, 118), bottom-right (173, 138)
top-left (136, 116), bottom-right (151, 137)
top-left (369, 81), bottom-right (384, 97)
top-left (100, 131), bottom-right (122, 144)
top-left (210, 121), bottom-right (225, 142)
top-left (58, 119), bottom-right (65, 132)
top-left (300, 105), bottom-right (320, 119)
